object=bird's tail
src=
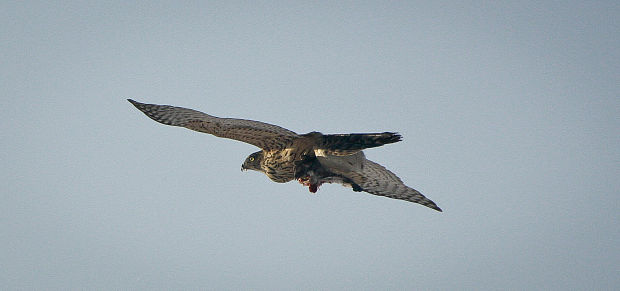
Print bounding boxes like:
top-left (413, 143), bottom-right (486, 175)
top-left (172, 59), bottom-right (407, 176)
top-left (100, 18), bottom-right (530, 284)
top-left (311, 132), bottom-right (402, 156)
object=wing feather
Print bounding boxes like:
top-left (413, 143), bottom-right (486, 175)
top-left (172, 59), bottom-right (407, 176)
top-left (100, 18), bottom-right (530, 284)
top-left (310, 132), bottom-right (401, 156)
top-left (128, 99), bottom-right (299, 149)
top-left (345, 159), bottom-right (442, 211)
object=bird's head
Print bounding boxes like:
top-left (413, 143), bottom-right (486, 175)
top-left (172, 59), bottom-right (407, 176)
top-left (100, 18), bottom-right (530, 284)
top-left (241, 151), bottom-right (264, 172)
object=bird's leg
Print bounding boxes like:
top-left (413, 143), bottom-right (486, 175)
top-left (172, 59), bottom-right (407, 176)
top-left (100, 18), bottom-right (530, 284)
top-left (297, 177), bottom-right (311, 186)
top-left (297, 175), bottom-right (323, 193)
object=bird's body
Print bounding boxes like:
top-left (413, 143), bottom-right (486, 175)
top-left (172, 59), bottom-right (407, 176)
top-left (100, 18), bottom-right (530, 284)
top-left (261, 148), bottom-right (299, 183)
top-left (128, 99), bottom-right (442, 211)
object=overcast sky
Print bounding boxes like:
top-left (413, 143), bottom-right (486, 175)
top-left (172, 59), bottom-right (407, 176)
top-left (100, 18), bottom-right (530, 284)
top-left (1, 1), bottom-right (618, 290)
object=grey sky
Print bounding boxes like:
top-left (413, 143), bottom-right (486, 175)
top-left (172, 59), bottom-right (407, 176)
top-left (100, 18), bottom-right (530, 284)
top-left (1, 1), bottom-right (618, 290)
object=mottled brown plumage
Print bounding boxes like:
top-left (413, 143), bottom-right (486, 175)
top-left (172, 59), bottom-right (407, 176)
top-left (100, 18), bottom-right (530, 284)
top-left (128, 99), bottom-right (441, 211)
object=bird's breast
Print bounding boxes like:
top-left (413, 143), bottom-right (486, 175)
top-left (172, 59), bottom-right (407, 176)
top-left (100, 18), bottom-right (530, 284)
top-left (260, 150), bottom-right (297, 183)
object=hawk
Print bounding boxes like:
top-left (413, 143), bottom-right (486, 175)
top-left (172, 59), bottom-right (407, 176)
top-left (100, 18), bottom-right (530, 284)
top-left (128, 99), bottom-right (442, 211)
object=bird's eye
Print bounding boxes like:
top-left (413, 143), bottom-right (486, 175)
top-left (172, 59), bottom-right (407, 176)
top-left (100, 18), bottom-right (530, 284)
top-left (249, 157), bottom-right (255, 161)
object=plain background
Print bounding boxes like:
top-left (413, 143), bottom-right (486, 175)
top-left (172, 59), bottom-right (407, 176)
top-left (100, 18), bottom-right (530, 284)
top-left (2, 1), bottom-right (618, 290)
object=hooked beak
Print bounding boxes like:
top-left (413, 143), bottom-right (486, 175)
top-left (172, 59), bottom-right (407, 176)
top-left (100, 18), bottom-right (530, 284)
top-left (241, 165), bottom-right (247, 172)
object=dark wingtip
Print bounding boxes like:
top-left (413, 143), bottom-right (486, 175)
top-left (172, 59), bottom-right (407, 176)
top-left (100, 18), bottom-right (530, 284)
top-left (425, 200), bottom-right (442, 212)
top-left (392, 132), bottom-right (403, 142)
top-left (382, 132), bottom-right (402, 144)
top-left (127, 99), bottom-right (147, 111)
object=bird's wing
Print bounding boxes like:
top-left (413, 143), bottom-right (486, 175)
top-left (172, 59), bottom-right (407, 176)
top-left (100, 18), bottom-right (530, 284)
top-left (309, 132), bottom-right (402, 156)
top-left (342, 159), bottom-right (442, 211)
top-left (128, 99), bottom-right (299, 150)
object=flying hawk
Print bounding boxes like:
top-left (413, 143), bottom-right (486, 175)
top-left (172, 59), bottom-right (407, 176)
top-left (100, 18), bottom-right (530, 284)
top-left (128, 99), bottom-right (441, 211)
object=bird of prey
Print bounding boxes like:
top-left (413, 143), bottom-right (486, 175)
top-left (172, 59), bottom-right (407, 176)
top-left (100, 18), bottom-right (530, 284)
top-left (128, 99), bottom-right (442, 211)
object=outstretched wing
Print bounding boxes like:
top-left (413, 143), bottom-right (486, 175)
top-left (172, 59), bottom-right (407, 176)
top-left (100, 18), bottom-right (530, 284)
top-left (344, 159), bottom-right (442, 211)
top-left (310, 132), bottom-right (402, 156)
top-left (128, 99), bottom-right (299, 150)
